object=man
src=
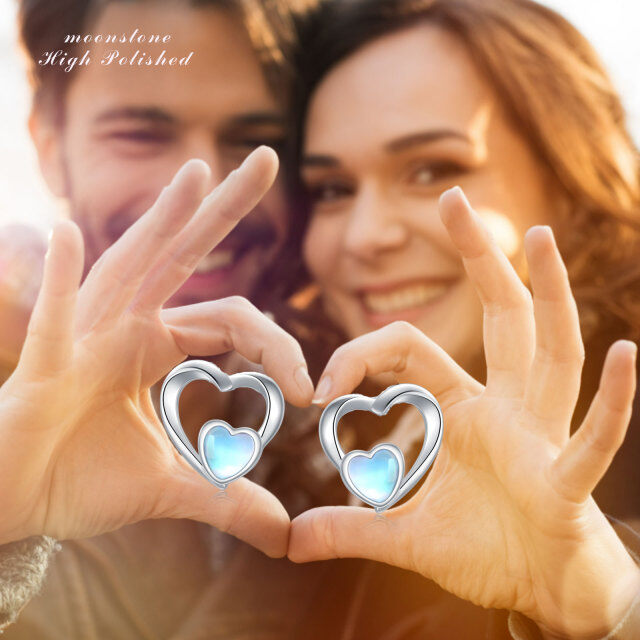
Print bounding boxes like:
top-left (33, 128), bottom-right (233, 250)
top-left (2, 0), bottom-right (300, 363)
top-left (19, 0), bottom-right (297, 310)
top-left (0, 1), bottom-right (316, 637)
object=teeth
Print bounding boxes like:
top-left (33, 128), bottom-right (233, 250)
top-left (363, 283), bottom-right (450, 314)
top-left (194, 250), bottom-right (235, 274)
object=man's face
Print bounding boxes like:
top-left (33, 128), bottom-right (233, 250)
top-left (40, 2), bottom-right (287, 306)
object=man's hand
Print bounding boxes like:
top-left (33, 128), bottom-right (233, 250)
top-left (0, 147), bottom-right (314, 558)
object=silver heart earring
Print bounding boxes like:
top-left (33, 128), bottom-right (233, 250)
top-left (318, 384), bottom-right (443, 512)
top-left (160, 360), bottom-right (284, 490)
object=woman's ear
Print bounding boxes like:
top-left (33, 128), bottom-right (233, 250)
top-left (28, 107), bottom-right (68, 198)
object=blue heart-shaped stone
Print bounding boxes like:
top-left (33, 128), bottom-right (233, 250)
top-left (346, 448), bottom-right (401, 503)
top-left (202, 425), bottom-right (256, 481)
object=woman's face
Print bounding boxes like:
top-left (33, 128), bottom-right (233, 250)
top-left (301, 24), bottom-right (559, 371)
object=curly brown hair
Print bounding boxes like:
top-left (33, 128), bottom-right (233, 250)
top-left (280, 0), bottom-right (640, 352)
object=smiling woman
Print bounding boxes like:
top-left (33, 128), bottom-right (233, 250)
top-left (280, 0), bottom-right (640, 637)
top-left (293, 0), bottom-right (640, 370)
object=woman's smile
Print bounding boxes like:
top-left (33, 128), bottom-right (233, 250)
top-left (355, 277), bottom-right (460, 328)
top-left (302, 23), bottom-right (557, 365)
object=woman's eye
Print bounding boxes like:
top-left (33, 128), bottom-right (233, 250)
top-left (407, 161), bottom-right (466, 186)
top-left (307, 181), bottom-right (354, 204)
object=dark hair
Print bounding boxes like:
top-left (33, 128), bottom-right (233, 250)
top-left (17, 0), bottom-right (306, 125)
top-left (288, 0), bottom-right (640, 345)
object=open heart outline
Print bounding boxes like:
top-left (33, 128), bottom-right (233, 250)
top-left (160, 360), bottom-right (284, 489)
top-left (319, 384), bottom-right (443, 511)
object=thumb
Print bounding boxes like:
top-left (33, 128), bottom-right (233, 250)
top-left (288, 505), bottom-right (407, 566)
top-left (156, 462), bottom-right (290, 558)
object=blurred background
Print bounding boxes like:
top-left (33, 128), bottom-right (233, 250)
top-left (1, 0), bottom-right (640, 232)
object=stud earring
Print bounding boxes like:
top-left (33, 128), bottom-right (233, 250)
top-left (160, 360), bottom-right (284, 489)
top-left (318, 384), bottom-right (443, 512)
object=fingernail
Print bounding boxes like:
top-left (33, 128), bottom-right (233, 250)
top-left (312, 375), bottom-right (332, 405)
top-left (623, 340), bottom-right (638, 357)
top-left (169, 165), bottom-right (188, 187)
top-left (534, 224), bottom-right (553, 237)
top-left (294, 364), bottom-right (314, 397)
top-left (439, 186), bottom-right (472, 226)
top-left (239, 147), bottom-right (259, 170)
top-left (448, 185), bottom-right (468, 204)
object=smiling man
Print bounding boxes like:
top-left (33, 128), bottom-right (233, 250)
top-left (0, 0), bottom-right (299, 433)
top-left (23, 0), bottom-right (292, 307)
top-left (0, 0), bottom-right (306, 636)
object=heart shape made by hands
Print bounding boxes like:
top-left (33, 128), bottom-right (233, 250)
top-left (319, 384), bottom-right (443, 512)
top-left (160, 360), bottom-right (284, 489)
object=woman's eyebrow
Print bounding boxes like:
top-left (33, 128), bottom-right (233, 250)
top-left (301, 129), bottom-right (472, 168)
top-left (385, 129), bottom-right (470, 153)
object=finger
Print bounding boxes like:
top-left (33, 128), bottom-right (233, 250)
top-left (551, 341), bottom-right (637, 503)
top-left (132, 146), bottom-right (279, 311)
top-left (20, 221), bottom-right (84, 374)
top-left (288, 506), bottom-right (407, 565)
top-left (158, 466), bottom-right (290, 558)
top-left (439, 187), bottom-right (535, 396)
top-left (162, 296), bottom-right (314, 406)
top-left (0, 226), bottom-right (47, 366)
top-left (77, 159), bottom-right (211, 327)
top-left (312, 320), bottom-right (480, 407)
top-left (523, 226), bottom-right (584, 444)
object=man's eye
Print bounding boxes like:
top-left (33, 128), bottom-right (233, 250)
top-left (407, 161), bottom-right (467, 186)
top-left (307, 181), bottom-right (354, 204)
top-left (107, 130), bottom-right (172, 144)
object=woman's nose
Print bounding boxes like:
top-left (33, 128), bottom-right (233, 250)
top-left (343, 186), bottom-right (409, 261)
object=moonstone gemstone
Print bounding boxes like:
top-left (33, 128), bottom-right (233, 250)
top-left (347, 449), bottom-right (400, 503)
top-left (202, 426), bottom-right (256, 480)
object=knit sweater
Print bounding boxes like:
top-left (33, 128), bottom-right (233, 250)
top-left (0, 537), bottom-right (59, 632)
top-left (0, 520), bottom-right (639, 639)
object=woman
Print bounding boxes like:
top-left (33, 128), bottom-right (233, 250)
top-left (281, 0), bottom-right (640, 637)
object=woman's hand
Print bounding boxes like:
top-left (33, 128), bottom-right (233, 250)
top-left (0, 147), bottom-right (314, 558)
top-left (289, 187), bottom-right (640, 638)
